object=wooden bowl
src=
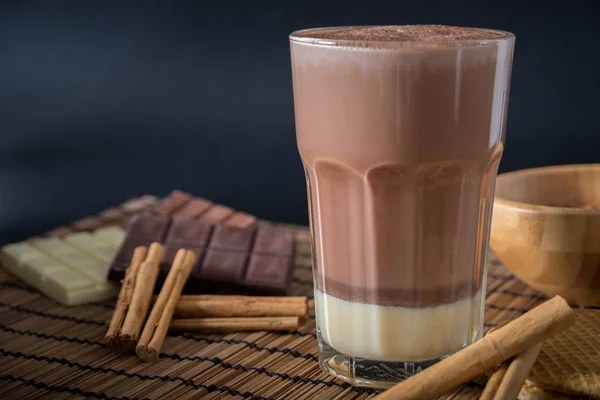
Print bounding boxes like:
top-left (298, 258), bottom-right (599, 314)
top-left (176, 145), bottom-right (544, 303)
top-left (491, 164), bottom-right (600, 306)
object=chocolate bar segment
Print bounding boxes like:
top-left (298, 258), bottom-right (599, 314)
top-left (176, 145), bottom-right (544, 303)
top-left (154, 190), bottom-right (192, 215)
top-left (253, 227), bottom-right (295, 256)
top-left (127, 214), bottom-right (170, 241)
top-left (164, 219), bottom-right (212, 247)
top-left (201, 249), bottom-right (248, 282)
top-left (108, 214), bottom-right (171, 280)
top-left (246, 254), bottom-right (294, 295)
top-left (210, 225), bottom-right (255, 252)
top-left (121, 195), bottom-right (159, 214)
top-left (199, 205), bottom-right (234, 224)
top-left (226, 212), bottom-right (258, 229)
top-left (160, 218), bottom-right (211, 273)
top-left (151, 191), bottom-right (257, 229)
top-left (173, 198), bottom-right (213, 219)
top-left (109, 216), bottom-right (295, 295)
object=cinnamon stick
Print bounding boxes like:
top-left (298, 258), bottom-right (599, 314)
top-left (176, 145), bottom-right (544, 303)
top-left (104, 246), bottom-right (148, 351)
top-left (117, 242), bottom-right (163, 351)
top-left (177, 294), bottom-right (307, 304)
top-left (174, 299), bottom-right (308, 319)
top-left (373, 296), bottom-right (576, 400)
top-left (493, 344), bottom-right (542, 400)
top-left (136, 249), bottom-right (195, 362)
top-left (480, 360), bottom-right (510, 400)
top-left (479, 325), bottom-right (511, 400)
top-left (170, 317), bottom-right (300, 332)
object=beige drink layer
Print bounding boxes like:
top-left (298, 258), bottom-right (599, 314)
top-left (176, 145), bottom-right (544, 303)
top-left (291, 26), bottom-right (511, 309)
top-left (316, 290), bottom-right (483, 361)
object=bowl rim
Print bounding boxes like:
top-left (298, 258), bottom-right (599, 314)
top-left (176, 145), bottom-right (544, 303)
top-left (494, 163), bottom-right (600, 214)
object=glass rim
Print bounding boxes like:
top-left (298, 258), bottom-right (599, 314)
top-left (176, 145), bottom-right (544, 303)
top-left (289, 26), bottom-right (515, 49)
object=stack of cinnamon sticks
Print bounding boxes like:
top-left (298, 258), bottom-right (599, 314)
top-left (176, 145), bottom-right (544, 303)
top-left (478, 327), bottom-right (543, 400)
top-left (171, 294), bottom-right (308, 333)
top-left (373, 295), bottom-right (577, 400)
top-left (105, 243), bottom-right (308, 362)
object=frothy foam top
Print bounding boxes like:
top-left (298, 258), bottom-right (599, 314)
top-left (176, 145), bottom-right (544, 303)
top-left (292, 25), bottom-right (506, 42)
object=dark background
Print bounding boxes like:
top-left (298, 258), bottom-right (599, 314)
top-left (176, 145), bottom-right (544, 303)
top-left (1, 0), bottom-right (599, 244)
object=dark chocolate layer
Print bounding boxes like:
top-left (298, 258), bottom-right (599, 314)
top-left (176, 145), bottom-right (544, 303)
top-left (317, 275), bottom-right (481, 308)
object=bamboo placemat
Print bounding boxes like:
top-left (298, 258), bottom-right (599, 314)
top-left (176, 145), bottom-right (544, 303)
top-left (0, 195), bottom-right (568, 399)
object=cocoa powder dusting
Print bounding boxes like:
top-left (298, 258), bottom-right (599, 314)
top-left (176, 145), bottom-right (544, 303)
top-left (293, 25), bottom-right (505, 42)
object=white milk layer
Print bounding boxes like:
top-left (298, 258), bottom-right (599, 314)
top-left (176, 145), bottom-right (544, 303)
top-left (316, 290), bottom-right (483, 362)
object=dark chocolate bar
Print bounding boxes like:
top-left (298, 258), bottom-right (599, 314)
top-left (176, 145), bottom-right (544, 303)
top-left (109, 214), bottom-right (295, 296)
top-left (152, 190), bottom-right (257, 228)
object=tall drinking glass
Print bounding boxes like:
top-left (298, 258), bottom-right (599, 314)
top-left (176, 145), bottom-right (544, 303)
top-left (289, 26), bottom-right (515, 388)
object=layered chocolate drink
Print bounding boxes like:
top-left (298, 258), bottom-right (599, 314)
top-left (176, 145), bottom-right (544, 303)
top-left (290, 25), bottom-right (514, 387)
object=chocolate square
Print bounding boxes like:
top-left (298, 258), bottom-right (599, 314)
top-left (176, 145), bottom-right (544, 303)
top-left (253, 227), bottom-right (295, 256)
top-left (164, 219), bottom-right (212, 247)
top-left (173, 198), bottom-right (213, 219)
top-left (245, 254), bottom-right (293, 295)
top-left (210, 225), bottom-right (255, 252)
top-left (201, 249), bottom-right (248, 283)
top-left (225, 212), bottom-right (258, 229)
top-left (126, 214), bottom-right (170, 241)
top-left (199, 205), bottom-right (234, 224)
top-left (154, 190), bottom-right (192, 215)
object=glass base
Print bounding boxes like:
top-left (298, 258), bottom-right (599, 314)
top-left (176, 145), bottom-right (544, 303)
top-left (318, 331), bottom-right (452, 389)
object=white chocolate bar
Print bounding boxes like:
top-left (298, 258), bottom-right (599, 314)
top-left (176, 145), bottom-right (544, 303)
top-left (93, 226), bottom-right (126, 247)
top-left (64, 232), bottom-right (119, 263)
top-left (0, 227), bottom-right (126, 306)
